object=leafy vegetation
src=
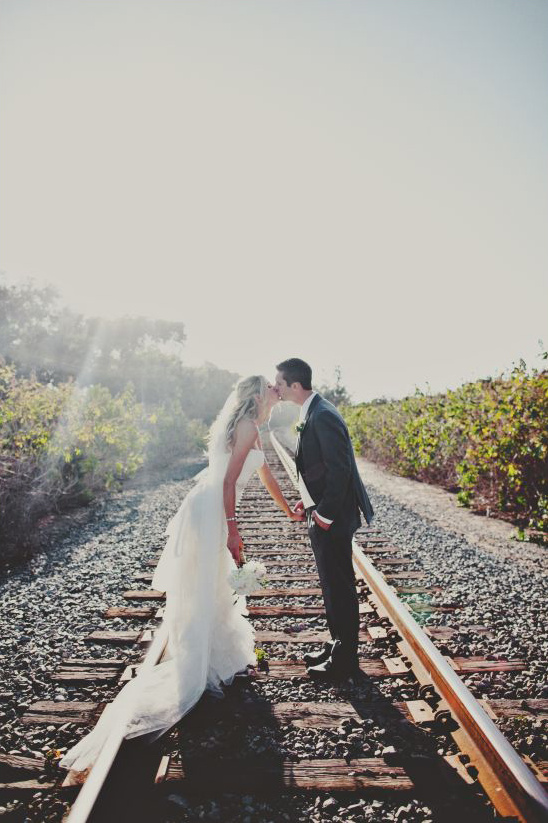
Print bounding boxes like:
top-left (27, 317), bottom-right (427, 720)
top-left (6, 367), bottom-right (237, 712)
top-left (342, 360), bottom-right (548, 536)
top-left (0, 278), bottom-right (239, 563)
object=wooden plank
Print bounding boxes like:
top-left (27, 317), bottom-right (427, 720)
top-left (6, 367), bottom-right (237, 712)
top-left (375, 558), bottom-right (415, 566)
top-left (21, 701), bottom-right (104, 726)
top-left (0, 753), bottom-right (45, 772)
top-left (255, 630), bottom-right (370, 644)
top-left (243, 540), bottom-right (310, 546)
top-left (248, 588), bottom-right (323, 598)
top-left (245, 658), bottom-right (403, 679)
top-left (123, 589), bottom-right (165, 600)
top-left (243, 549), bottom-right (313, 557)
top-left (452, 657), bottom-right (526, 673)
top-left (85, 630), bottom-right (141, 644)
top-left (481, 699), bottom-right (548, 720)
top-left (53, 660), bottom-right (125, 683)
top-left (239, 527), bottom-right (304, 534)
top-left (267, 574), bottom-right (318, 582)
top-left (248, 605), bottom-right (325, 617)
top-left (260, 556), bottom-right (316, 563)
top-left (0, 779), bottom-right (63, 794)
top-left (163, 756), bottom-right (418, 792)
top-left (276, 702), bottom-right (410, 725)
top-left (59, 658), bottom-right (124, 667)
top-left (384, 572), bottom-right (426, 581)
top-left (53, 672), bottom-right (120, 683)
top-left (394, 587), bottom-right (441, 595)
top-left (104, 606), bottom-right (155, 619)
top-left (248, 603), bottom-right (371, 617)
top-left (425, 626), bottom-right (493, 640)
top-left (405, 603), bottom-right (460, 612)
top-left (186, 699), bottom-right (412, 728)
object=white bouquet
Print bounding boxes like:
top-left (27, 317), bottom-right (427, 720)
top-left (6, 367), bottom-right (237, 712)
top-left (228, 559), bottom-right (268, 595)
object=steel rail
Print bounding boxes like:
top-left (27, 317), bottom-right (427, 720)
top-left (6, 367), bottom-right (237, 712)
top-left (270, 430), bottom-right (548, 823)
top-left (64, 619), bottom-right (169, 823)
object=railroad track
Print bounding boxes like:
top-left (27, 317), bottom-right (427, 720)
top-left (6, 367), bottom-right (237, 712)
top-left (2, 433), bottom-right (548, 822)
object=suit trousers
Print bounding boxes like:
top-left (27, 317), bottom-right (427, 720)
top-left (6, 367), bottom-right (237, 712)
top-left (306, 509), bottom-right (359, 660)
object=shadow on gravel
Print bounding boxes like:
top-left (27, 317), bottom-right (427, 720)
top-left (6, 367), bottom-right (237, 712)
top-left (155, 673), bottom-right (500, 823)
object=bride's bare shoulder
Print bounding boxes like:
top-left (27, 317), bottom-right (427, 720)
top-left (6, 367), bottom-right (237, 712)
top-left (233, 417), bottom-right (259, 447)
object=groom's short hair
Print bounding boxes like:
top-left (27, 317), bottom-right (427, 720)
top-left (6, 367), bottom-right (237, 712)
top-left (276, 358), bottom-right (312, 390)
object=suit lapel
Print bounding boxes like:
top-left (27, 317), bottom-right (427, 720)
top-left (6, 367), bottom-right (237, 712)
top-left (296, 393), bottom-right (321, 460)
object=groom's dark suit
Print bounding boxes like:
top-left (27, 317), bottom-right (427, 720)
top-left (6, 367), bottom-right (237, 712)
top-left (295, 393), bottom-right (374, 663)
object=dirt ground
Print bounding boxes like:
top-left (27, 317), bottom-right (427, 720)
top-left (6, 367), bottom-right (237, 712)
top-left (356, 458), bottom-right (548, 576)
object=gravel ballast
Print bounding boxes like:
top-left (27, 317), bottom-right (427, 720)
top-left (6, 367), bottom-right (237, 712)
top-left (0, 470), bottom-right (199, 821)
top-left (0, 453), bottom-right (546, 822)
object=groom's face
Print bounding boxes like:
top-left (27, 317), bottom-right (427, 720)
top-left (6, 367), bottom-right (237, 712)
top-left (275, 371), bottom-right (290, 401)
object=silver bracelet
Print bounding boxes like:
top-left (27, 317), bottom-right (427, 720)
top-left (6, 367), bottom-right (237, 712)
top-left (226, 517), bottom-right (237, 522)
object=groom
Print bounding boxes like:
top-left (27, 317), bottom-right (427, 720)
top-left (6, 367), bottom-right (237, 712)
top-left (275, 358), bottom-right (374, 680)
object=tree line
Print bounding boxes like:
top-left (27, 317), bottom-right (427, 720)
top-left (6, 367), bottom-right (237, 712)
top-left (0, 279), bottom-right (238, 564)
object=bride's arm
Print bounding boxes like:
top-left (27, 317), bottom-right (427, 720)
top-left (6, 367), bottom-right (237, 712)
top-left (223, 419), bottom-right (258, 564)
top-left (257, 461), bottom-right (304, 521)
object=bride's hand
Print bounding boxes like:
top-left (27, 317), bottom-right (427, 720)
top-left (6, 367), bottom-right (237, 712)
top-left (227, 531), bottom-right (244, 566)
top-left (288, 500), bottom-right (305, 521)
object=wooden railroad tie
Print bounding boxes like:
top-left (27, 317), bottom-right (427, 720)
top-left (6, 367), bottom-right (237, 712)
top-left (123, 590), bottom-right (165, 601)
top-left (52, 659), bottom-right (126, 683)
top-left (104, 606), bottom-right (156, 619)
top-left (249, 588), bottom-right (323, 598)
top-left (85, 630), bottom-right (142, 644)
top-left (0, 778), bottom-right (70, 796)
top-left (156, 754), bottom-right (450, 794)
top-left (20, 696), bottom-right (548, 731)
top-left (248, 604), bottom-right (374, 617)
top-left (240, 656), bottom-right (526, 680)
top-left (45, 654), bottom-right (526, 687)
top-left (20, 700), bottom-right (105, 726)
top-left (247, 601), bottom-right (458, 617)
top-left (255, 629), bottom-right (373, 644)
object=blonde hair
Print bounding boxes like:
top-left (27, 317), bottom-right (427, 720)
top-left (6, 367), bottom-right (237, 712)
top-left (207, 375), bottom-right (268, 457)
top-left (225, 375), bottom-right (267, 446)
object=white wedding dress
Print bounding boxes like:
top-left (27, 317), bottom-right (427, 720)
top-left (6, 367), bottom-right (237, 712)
top-left (60, 426), bottom-right (262, 773)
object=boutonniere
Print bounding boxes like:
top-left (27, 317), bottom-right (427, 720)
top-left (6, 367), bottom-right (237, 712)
top-left (295, 421), bottom-right (305, 434)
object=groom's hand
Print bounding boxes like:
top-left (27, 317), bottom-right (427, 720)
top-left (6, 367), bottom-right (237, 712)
top-left (291, 500), bottom-right (306, 521)
top-left (312, 510), bottom-right (331, 531)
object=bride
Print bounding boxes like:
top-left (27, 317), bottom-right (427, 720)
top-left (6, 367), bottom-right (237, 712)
top-left (60, 375), bottom-right (303, 773)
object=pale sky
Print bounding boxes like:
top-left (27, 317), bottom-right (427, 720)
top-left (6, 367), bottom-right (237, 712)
top-left (1, 0), bottom-right (547, 401)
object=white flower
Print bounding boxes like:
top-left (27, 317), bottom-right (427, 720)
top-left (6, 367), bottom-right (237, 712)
top-left (228, 560), bottom-right (268, 595)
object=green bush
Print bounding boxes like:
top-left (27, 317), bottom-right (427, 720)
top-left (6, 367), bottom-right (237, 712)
top-left (0, 366), bottom-right (205, 563)
top-left (144, 400), bottom-right (207, 469)
top-left (343, 362), bottom-right (548, 535)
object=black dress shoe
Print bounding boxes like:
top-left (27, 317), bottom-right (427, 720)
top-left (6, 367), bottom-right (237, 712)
top-left (303, 642), bottom-right (333, 669)
top-left (307, 653), bottom-right (360, 682)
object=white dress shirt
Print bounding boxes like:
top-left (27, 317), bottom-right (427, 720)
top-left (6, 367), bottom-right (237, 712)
top-left (297, 392), bottom-right (333, 525)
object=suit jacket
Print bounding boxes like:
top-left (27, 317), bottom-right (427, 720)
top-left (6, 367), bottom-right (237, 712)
top-left (295, 393), bottom-right (374, 528)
